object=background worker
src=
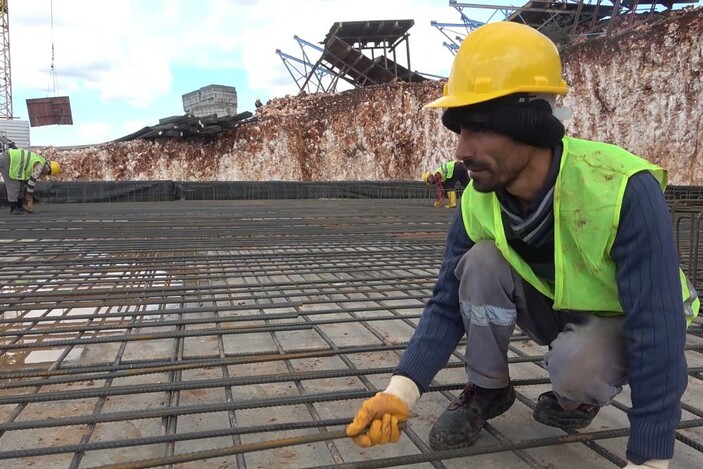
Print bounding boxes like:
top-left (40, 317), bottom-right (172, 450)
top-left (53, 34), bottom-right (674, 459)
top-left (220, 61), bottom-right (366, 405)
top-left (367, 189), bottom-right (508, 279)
top-left (0, 144), bottom-right (61, 214)
top-left (423, 160), bottom-right (470, 208)
top-left (347, 22), bottom-right (697, 469)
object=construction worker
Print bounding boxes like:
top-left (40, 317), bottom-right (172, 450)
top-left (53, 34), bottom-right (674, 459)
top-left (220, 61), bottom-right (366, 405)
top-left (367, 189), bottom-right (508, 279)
top-left (255, 98), bottom-right (263, 109)
top-left (347, 22), bottom-right (697, 469)
top-left (0, 144), bottom-right (61, 214)
top-left (422, 160), bottom-right (470, 208)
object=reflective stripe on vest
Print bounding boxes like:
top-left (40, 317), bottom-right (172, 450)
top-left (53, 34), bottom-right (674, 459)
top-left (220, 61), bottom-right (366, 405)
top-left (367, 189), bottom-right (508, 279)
top-left (436, 161), bottom-right (455, 182)
top-left (8, 149), bottom-right (46, 180)
top-left (461, 136), bottom-right (699, 325)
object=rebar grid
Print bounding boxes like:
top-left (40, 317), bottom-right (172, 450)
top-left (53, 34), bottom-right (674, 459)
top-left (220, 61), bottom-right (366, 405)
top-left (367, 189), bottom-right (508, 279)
top-left (0, 199), bottom-right (702, 468)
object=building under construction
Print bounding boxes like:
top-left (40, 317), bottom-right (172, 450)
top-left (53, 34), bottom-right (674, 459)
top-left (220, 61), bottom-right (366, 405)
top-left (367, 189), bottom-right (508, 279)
top-left (1, 1), bottom-right (703, 468)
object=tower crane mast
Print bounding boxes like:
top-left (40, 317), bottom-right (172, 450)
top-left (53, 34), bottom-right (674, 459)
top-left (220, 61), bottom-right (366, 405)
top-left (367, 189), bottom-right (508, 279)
top-left (0, 0), bottom-right (11, 119)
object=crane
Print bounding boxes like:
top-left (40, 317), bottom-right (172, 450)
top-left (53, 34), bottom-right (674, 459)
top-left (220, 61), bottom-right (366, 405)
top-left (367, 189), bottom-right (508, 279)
top-left (0, 0), bottom-right (12, 120)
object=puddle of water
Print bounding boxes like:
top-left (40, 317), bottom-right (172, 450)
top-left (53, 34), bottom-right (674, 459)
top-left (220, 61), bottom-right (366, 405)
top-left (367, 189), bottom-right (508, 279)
top-left (25, 347), bottom-right (83, 364)
top-left (0, 347), bottom-right (83, 369)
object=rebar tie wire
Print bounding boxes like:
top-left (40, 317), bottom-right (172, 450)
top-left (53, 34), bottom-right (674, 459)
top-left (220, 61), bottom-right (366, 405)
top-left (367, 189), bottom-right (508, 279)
top-left (86, 418), bottom-right (703, 469)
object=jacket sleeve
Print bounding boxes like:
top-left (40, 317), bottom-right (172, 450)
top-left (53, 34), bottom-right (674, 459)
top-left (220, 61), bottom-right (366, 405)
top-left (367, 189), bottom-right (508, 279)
top-left (610, 171), bottom-right (688, 464)
top-left (394, 208), bottom-right (474, 391)
top-left (26, 162), bottom-right (44, 195)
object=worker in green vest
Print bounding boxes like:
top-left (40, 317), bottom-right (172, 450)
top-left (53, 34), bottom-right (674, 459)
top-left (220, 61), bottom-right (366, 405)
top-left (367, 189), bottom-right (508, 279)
top-left (347, 22), bottom-right (697, 469)
top-left (0, 144), bottom-right (62, 214)
top-left (422, 160), bottom-right (470, 208)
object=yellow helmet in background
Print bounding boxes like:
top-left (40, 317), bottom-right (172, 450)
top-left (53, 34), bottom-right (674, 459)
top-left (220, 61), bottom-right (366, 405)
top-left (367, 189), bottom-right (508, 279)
top-left (48, 160), bottom-right (62, 176)
top-left (422, 171), bottom-right (432, 185)
top-left (425, 22), bottom-right (568, 109)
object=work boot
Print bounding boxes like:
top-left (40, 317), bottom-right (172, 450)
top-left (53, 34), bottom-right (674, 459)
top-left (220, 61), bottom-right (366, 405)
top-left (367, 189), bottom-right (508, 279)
top-left (533, 391), bottom-right (600, 430)
top-left (429, 382), bottom-right (516, 450)
top-left (9, 202), bottom-right (26, 215)
top-left (445, 190), bottom-right (457, 208)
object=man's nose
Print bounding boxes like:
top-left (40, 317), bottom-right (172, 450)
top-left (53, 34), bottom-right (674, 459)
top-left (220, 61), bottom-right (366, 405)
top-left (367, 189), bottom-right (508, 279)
top-left (456, 130), bottom-right (476, 162)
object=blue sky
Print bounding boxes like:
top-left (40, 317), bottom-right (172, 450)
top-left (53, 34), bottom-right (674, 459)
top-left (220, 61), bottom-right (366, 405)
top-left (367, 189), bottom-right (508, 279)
top-left (10, 1), bottom-right (694, 147)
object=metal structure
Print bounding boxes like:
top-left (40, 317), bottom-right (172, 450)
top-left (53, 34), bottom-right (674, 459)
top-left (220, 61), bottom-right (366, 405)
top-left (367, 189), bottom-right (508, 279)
top-left (448, 0), bottom-right (700, 45)
top-left (0, 0), bottom-right (11, 120)
top-left (22, 0), bottom-right (74, 127)
top-left (0, 195), bottom-right (702, 467)
top-left (431, 4), bottom-right (485, 55)
top-left (279, 19), bottom-right (428, 94)
top-left (276, 36), bottom-right (341, 94)
top-left (25, 96), bottom-right (73, 127)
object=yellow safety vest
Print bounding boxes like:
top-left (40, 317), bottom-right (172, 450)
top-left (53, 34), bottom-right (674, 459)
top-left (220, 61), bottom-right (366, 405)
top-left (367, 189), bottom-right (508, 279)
top-left (8, 149), bottom-right (46, 181)
top-left (436, 161), bottom-right (455, 182)
top-left (461, 136), bottom-right (699, 325)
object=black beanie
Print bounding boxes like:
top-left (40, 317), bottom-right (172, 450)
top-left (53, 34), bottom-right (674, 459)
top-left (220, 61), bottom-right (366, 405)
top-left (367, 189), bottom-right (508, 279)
top-left (441, 93), bottom-right (565, 148)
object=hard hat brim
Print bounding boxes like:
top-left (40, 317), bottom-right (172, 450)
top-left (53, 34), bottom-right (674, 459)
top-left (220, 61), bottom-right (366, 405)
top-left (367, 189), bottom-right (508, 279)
top-left (424, 84), bottom-right (568, 109)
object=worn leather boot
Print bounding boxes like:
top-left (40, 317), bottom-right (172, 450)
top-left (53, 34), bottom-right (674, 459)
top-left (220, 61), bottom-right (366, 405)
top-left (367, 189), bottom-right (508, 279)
top-left (429, 382), bottom-right (516, 450)
top-left (533, 391), bottom-right (600, 430)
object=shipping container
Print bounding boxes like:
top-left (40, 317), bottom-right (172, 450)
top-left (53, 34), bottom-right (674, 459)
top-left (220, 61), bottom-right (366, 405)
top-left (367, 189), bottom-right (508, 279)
top-left (0, 119), bottom-right (30, 147)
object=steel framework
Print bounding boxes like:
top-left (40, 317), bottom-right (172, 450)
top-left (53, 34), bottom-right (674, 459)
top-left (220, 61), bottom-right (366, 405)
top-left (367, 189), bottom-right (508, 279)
top-left (448, 0), bottom-right (700, 45)
top-left (0, 0), bottom-right (12, 119)
top-left (277, 20), bottom-right (428, 95)
top-left (431, 4), bottom-right (485, 55)
top-left (0, 195), bottom-right (702, 467)
top-left (276, 36), bottom-right (341, 94)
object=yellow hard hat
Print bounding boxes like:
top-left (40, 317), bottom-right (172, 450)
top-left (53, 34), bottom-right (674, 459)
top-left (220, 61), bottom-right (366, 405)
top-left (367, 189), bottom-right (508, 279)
top-left (425, 22), bottom-right (568, 109)
top-left (422, 171), bottom-right (432, 184)
top-left (48, 160), bottom-right (62, 176)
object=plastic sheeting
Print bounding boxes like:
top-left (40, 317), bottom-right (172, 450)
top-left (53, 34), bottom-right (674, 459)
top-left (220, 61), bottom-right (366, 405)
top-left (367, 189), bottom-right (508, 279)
top-left (0, 181), bottom-right (435, 205)
top-left (1, 181), bottom-right (700, 206)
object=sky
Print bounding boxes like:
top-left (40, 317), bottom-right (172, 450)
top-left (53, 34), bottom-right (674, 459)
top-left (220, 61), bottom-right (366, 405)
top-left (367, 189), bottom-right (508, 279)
top-left (10, 1), bottom-right (691, 147)
top-left (10, 0), bottom-right (501, 147)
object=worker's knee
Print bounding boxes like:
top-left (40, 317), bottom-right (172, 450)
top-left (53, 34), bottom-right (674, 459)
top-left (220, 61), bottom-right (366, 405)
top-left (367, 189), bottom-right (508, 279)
top-left (544, 316), bottom-right (627, 406)
top-left (455, 241), bottom-right (518, 312)
top-left (454, 241), bottom-right (510, 282)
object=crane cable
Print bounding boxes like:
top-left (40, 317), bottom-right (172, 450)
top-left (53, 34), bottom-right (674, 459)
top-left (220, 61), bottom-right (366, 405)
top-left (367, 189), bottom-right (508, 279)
top-left (46, 0), bottom-right (59, 97)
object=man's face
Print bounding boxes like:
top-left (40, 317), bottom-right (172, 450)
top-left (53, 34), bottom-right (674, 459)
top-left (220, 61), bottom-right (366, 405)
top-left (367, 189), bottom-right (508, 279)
top-left (456, 128), bottom-right (529, 193)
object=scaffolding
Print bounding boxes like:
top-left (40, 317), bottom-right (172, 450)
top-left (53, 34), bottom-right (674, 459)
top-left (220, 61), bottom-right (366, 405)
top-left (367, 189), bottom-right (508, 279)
top-left (279, 19), bottom-right (428, 95)
top-left (449, 0), bottom-right (700, 45)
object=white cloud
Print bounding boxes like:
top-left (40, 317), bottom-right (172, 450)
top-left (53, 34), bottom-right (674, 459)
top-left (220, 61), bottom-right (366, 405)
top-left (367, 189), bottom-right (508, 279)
top-left (11, 0), bottom-right (458, 104)
top-left (9, 0), bottom-right (471, 145)
top-left (76, 121), bottom-right (113, 143)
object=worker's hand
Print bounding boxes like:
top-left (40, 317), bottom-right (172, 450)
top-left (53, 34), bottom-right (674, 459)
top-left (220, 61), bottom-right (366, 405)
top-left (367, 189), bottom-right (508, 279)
top-left (346, 393), bottom-right (408, 447)
top-left (346, 375), bottom-right (419, 448)
top-left (624, 460), bottom-right (669, 468)
top-left (433, 199), bottom-right (443, 207)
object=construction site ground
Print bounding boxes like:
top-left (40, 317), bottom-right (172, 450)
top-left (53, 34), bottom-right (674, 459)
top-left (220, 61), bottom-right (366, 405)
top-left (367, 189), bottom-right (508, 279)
top-left (1, 199), bottom-right (702, 469)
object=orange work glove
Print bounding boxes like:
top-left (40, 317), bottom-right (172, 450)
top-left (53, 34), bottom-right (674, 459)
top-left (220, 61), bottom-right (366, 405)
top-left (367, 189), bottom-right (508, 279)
top-left (346, 392), bottom-right (409, 447)
top-left (346, 375), bottom-right (419, 448)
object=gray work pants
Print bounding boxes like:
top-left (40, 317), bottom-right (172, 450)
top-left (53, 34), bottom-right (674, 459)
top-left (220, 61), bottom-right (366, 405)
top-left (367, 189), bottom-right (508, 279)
top-left (456, 241), bottom-right (628, 410)
top-left (0, 151), bottom-right (21, 203)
